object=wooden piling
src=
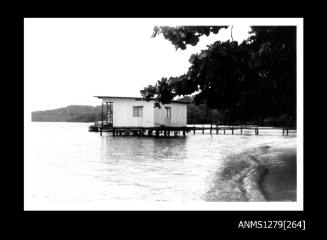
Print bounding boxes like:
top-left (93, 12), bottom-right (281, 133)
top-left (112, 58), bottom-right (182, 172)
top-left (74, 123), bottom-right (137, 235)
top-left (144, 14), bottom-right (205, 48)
top-left (101, 101), bottom-right (104, 130)
top-left (94, 125), bottom-right (293, 137)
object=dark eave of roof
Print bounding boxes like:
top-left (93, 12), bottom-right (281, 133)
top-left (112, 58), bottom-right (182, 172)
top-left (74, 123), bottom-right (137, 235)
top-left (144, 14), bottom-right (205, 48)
top-left (94, 96), bottom-right (190, 104)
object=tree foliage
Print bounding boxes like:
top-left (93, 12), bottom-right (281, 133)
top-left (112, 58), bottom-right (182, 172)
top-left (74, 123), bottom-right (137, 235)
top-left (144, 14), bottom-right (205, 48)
top-left (141, 26), bottom-right (296, 126)
top-left (152, 26), bottom-right (228, 50)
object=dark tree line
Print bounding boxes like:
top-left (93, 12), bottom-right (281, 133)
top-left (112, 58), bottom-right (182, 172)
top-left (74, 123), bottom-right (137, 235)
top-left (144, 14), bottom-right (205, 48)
top-left (141, 26), bottom-right (296, 127)
top-left (30, 103), bottom-right (222, 125)
top-left (31, 101), bottom-right (288, 126)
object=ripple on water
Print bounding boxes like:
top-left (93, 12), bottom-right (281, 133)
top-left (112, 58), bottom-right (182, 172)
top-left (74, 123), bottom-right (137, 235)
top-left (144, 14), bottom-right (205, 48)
top-left (27, 123), bottom-right (296, 202)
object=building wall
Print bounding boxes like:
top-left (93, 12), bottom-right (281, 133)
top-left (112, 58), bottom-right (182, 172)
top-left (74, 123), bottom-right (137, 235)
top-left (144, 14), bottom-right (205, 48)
top-left (154, 103), bottom-right (187, 127)
top-left (102, 98), bottom-right (154, 127)
top-left (101, 98), bottom-right (187, 127)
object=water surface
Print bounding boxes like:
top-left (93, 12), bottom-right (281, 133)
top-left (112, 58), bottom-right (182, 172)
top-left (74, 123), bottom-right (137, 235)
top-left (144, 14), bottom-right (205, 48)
top-left (25, 122), bottom-right (296, 203)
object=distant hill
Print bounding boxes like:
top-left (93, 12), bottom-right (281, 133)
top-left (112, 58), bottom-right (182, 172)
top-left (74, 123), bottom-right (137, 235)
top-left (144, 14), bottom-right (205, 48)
top-left (31, 99), bottom-right (221, 124)
top-left (32, 105), bottom-right (102, 122)
top-left (32, 98), bottom-right (293, 126)
top-left (33, 97), bottom-right (285, 125)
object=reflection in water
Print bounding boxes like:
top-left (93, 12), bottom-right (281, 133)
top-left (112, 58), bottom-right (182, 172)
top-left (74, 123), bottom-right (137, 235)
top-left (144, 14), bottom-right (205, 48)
top-left (101, 135), bottom-right (187, 162)
top-left (99, 135), bottom-right (190, 201)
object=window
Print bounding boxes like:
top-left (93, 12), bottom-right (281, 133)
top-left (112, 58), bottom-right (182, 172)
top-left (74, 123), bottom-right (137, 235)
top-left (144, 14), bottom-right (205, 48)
top-left (133, 106), bottom-right (143, 117)
top-left (165, 107), bottom-right (171, 119)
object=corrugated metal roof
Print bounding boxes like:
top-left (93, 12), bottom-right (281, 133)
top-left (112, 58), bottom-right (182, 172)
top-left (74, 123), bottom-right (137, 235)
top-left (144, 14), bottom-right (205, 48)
top-left (94, 96), bottom-right (190, 104)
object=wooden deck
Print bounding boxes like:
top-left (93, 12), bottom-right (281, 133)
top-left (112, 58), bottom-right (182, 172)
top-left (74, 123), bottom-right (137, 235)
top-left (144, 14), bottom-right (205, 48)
top-left (89, 124), bottom-right (296, 137)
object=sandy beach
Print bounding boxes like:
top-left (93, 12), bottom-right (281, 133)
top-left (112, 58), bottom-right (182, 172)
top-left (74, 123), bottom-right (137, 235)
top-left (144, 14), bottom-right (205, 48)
top-left (206, 138), bottom-right (297, 202)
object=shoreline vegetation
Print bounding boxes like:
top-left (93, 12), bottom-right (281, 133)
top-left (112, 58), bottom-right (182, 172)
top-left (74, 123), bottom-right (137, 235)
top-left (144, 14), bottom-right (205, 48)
top-left (206, 140), bottom-right (296, 202)
top-left (31, 99), bottom-right (295, 127)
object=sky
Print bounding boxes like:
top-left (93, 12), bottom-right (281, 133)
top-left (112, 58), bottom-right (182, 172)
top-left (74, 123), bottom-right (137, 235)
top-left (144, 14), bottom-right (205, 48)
top-left (25, 18), bottom-right (254, 111)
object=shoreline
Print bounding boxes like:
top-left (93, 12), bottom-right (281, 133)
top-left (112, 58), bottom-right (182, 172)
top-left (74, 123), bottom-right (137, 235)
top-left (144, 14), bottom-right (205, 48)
top-left (206, 139), bottom-right (297, 202)
top-left (257, 142), bottom-right (297, 201)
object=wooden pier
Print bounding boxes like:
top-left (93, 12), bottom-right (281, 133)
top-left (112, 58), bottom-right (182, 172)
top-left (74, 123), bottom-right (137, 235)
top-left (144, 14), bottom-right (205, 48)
top-left (90, 124), bottom-right (296, 137)
top-left (99, 126), bottom-right (190, 137)
top-left (282, 127), bottom-right (297, 136)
